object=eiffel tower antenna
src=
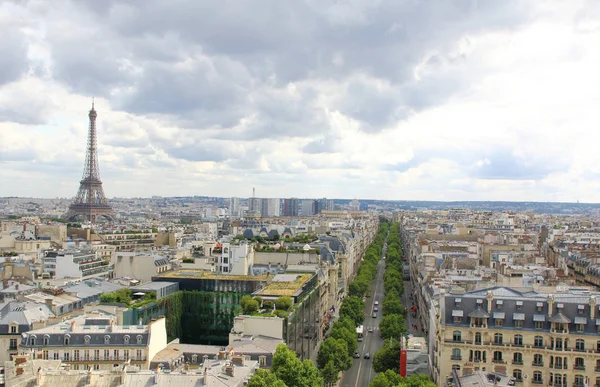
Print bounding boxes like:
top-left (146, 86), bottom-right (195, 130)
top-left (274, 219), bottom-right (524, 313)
top-left (65, 102), bottom-right (114, 223)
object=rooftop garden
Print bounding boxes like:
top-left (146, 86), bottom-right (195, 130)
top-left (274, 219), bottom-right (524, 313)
top-left (158, 269), bottom-right (270, 281)
top-left (254, 273), bottom-right (313, 297)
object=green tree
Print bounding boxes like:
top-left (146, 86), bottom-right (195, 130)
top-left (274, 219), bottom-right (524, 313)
top-left (329, 318), bottom-right (357, 356)
top-left (100, 293), bottom-right (117, 303)
top-left (369, 369), bottom-right (402, 387)
top-left (115, 288), bottom-right (132, 304)
top-left (271, 344), bottom-right (323, 387)
top-left (339, 296), bottom-right (364, 326)
top-left (348, 278), bottom-right (369, 298)
top-left (247, 369), bottom-right (287, 387)
top-left (397, 374), bottom-right (437, 387)
top-left (275, 296), bottom-right (293, 311)
top-left (382, 295), bottom-right (405, 317)
top-left (240, 296), bottom-right (259, 314)
top-left (373, 339), bottom-right (400, 373)
top-left (317, 337), bottom-right (351, 371)
top-left (321, 360), bottom-right (340, 386)
top-left (379, 313), bottom-right (406, 340)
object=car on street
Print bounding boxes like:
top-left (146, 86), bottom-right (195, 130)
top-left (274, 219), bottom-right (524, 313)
top-left (364, 353), bottom-right (371, 359)
top-left (368, 327), bottom-right (373, 333)
top-left (372, 312), bottom-right (377, 318)
top-left (374, 300), bottom-right (379, 306)
top-left (374, 307), bottom-right (378, 312)
top-left (353, 351), bottom-right (361, 358)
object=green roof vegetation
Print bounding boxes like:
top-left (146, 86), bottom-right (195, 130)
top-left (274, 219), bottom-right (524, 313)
top-left (255, 273), bottom-right (314, 297)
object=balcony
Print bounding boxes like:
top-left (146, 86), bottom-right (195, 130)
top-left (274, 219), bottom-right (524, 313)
top-left (574, 365), bottom-right (585, 371)
top-left (532, 381), bottom-right (544, 385)
top-left (532, 362), bottom-right (544, 367)
top-left (595, 367), bottom-right (600, 373)
top-left (492, 360), bottom-right (507, 365)
top-left (451, 356), bottom-right (462, 361)
top-left (65, 357), bottom-right (147, 362)
top-left (512, 360), bottom-right (524, 365)
top-left (551, 329), bottom-right (569, 334)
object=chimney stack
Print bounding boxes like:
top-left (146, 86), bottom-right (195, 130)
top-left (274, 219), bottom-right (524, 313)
top-left (44, 298), bottom-right (53, 312)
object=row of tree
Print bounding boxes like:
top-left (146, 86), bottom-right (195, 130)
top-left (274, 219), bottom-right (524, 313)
top-left (373, 222), bottom-right (408, 374)
top-left (315, 221), bottom-right (392, 385)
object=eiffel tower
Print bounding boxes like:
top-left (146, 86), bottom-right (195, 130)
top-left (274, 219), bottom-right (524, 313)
top-left (65, 102), bottom-right (114, 222)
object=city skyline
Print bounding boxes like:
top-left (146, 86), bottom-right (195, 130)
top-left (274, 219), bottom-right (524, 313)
top-left (1, 1), bottom-right (600, 202)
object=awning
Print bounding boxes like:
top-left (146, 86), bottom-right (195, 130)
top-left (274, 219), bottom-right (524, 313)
top-left (452, 310), bottom-right (464, 317)
top-left (533, 314), bottom-right (546, 322)
top-left (578, 305), bottom-right (585, 310)
top-left (493, 312), bottom-right (505, 319)
top-left (574, 317), bottom-right (587, 325)
top-left (513, 313), bottom-right (525, 321)
top-left (516, 301), bottom-right (523, 306)
top-left (496, 300), bottom-right (504, 305)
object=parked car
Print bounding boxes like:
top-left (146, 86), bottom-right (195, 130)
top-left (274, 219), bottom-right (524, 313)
top-left (372, 312), bottom-right (377, 318)
top-left (364, 353), bottom-right (371, 359)
top-left (374, 300), bottom-right (379, 306)
top-left (374, 307), bottom-right (378, 312)
top-left (353, 351), bottom-right (361, 359)
top-left (368, 327), bottom-right (373, 333)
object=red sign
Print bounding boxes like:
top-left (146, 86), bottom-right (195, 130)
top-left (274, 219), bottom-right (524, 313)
top-left (400, 349), bottom-right (407, 377)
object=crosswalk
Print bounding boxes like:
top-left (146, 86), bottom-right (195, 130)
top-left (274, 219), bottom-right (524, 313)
top-left (363, 326), bottom-right (380, 332)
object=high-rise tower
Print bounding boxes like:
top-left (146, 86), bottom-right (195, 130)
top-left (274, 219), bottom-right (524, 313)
top-left (65, 103), bottom-right (114, 222)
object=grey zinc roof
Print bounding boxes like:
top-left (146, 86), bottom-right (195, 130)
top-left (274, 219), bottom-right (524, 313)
top-left (469, 308), bottom-right (490, 318)
top-left (533, 314), bottom-right (546, 322)
top-left (549, 313), bottom-right (572, 324)
top-left (493, 312), bottom-right (505, 319)
top-left (574, 317), bottom-right (588, 324)
top-left (0, 302), bottom-right (54, 333)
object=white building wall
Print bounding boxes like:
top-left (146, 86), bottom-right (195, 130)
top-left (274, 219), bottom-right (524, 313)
top-left (55, 255), bottom-right (83, 279)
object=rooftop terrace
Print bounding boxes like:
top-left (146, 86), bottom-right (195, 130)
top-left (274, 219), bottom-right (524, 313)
top-left (156, 269), bottom-right (270, 282)
top-left (254, 273), bottom-right (314, 297)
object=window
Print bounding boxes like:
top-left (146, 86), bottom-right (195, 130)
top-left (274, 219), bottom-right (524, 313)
top-left (259, 356), bottom-right (267, 367)
top-left (84, 350), bottom-right (90, 361)
top-left (453, 331), bottom-right (462, 342)
top-left (535, 321), bottom-right (544, 329)
top-left (452, 348), bottom-right (461, 360)
top-left (576, 324), bottom-right (585, 332)
top-left (10, 326), bottom-right (17, 333)
top-left (104, 350), bottom-right (110, 360)
top-left (513, 353), bottom-right (523, 365)
top-left (136, 349), bottom-right (143, 360)
top-left (64, 335), bottom-right (70, 346)
top-left (576, 339), bottom-right (585, 351)
top-left (514, 334), bottom-right (523, 346)
top-left (575, 375), bottom-right (584, 387)
top-left (494, 333), bottom-right (503, 345)
top-left (63, 352), bottom-right (69, 361)
top-left (124, 335), bottom-right (130, 345)
top-left (555, 338), bottom-right (563, 350)
top-left (93, 364), bottom-right (100, 370)
top-left (533, 354), bottom-right (543, 366)
top-left (493, 351), bottom-right (503, 362)
top-left (533, 371), bottom-right (543, 384)
top-left (534, 336), bottom-right (544, 348)
top-left (513, 369), bottom-right (522, 381)
top-left (515, 319), bottom-right (523, 328)
top-left (124, 349), bottom-right (129, 361)
top-left (94, 349), bottom-right (100, 360)
top-left (53, 352), bottom-right (59, 360)
top-left (74, 350), bottom-right (79, 361)
top-left (43, 335), bottom-right (50, 346)
top-left (30, 336), bottom-right (36, 346)
top-left (452, 365), bottom-right (461, 372)
top-left (42, 350), bottom-right (48, 360)
top-left (475, 332), bottom-right (482, 345)
top-left (114, 350), bottom-right (119, 360)
top-left (554, 357), bottom-right (563, 369)
top-left (575, 357), bottom-right (585, 370)
top-left (84, 335), bottom-right (91, 345)
top-left (496, 318), bottom-right (503, 327)
top-left (104, 335), bottom-right (110, 344)
top-left (136, 335), bottom-right (143, 345)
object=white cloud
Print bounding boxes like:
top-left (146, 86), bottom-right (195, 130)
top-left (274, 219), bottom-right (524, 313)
top-left (1, 1), bottom-right (600, 201)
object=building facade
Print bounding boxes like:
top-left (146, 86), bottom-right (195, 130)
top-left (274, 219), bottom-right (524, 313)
top-left (436, 286), bottom-right (600, 387)
top-left (42, 249), bottom-right (114, 279)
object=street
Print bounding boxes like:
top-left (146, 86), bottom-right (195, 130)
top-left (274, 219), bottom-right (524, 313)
top-left (340, 245), bottom-right (387, 387)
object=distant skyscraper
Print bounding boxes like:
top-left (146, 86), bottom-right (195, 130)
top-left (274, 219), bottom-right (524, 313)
top-left (283, 198), bottom-right (299, 217)
top-left (65, 103), bottom-right (114, 222)
top-left (261, 198), bottom-right (281, 217)
top-left (229, 197), bottom-right (240, 217)
top-left (349, 199), bottom-right (360, 211)
top-left (317, 198), bottom-right (334, 214)
top-left (300, 199), bottom-right (318, 216)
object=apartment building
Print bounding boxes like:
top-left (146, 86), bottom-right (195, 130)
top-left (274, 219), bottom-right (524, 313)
top-left (435, 286), bottom-right (600, 387)
top-left (19, 315), bottom-right (167, 371)
top-left (112, 252), bottom-right (171, 282)
top-left (0, 301), bottom-right (54, 363)
top-left (41, 249), bottom-right (114, 279)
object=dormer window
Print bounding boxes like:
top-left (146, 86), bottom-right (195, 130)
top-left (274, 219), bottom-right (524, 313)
top-left (84, 335), bottom-right (91, 344)
top-left (516, 301), bottom-right (523, 310)
top-left (136, 335), bottom-right (143, 345)
top-left (10, 325), bottom-right (18, 334)
top-left (496, 300), bottom-right (503, 309)
top-left (43, 335), bottom-right (50, 346)
top-left (556, 303), bottom-right (564, 310)
top-left (477, 299), bottom-right (483, 305)
top-left (30, 335), bottom-right (37, 346)
top-left (578, 305), bottom-right (585, 315)
top-left (64, 334), bottom-right (71, 346)
top-left (455, 298), bottom-right (462, 307)
top-left (124, 335), bottom-right (130, 345)
top-left (537, 302), bottom-right (544, 312)
top-left (104, 335), bottom-right (110, 344)
top-left (452, 310), bottom-right (463, 324)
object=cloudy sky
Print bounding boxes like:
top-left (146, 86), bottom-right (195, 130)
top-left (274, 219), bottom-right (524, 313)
top-left (1, 0), bottom-right (600, 202)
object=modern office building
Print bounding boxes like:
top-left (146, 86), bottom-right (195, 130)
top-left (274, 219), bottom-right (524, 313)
top-left (300, 200), bottom-right (317, 217)
top-left (435, 286), bottom-right (600, 387)
top-left (41, 249), bottom-right (114, 279)
top-left (283, 198), bottom-right (299, 217)
top-left (229, 197), bottom-right (241, 217)
top-left (261, 198), bottom-right (281, 218)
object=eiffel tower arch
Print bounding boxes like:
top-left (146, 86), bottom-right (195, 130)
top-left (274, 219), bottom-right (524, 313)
top-left (65, 103), bottom-right (114, 223)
